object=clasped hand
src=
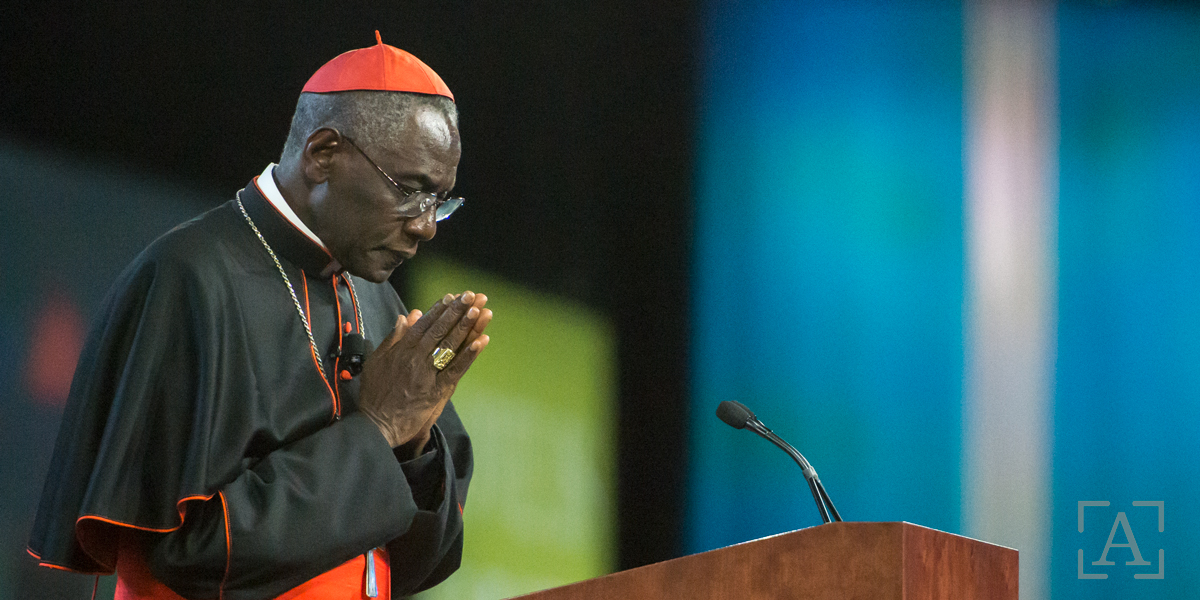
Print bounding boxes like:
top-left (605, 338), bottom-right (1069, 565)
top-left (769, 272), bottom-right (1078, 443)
top-left (358, 291), bottom-right (492, 457)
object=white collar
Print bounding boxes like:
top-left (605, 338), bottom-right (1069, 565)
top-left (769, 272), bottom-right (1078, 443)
top-left (255, 163), bottom-right (327, 250)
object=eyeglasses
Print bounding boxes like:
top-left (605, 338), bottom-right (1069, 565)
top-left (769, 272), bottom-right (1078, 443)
top-left (339, 133), bottom-right (464, 222)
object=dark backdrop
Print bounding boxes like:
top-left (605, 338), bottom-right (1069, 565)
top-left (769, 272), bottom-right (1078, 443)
top-left (1, 0), bottom-right (693, 575)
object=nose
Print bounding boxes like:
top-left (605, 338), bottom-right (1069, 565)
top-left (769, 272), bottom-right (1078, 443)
top-left (403, 209), bottom-right (437, 242)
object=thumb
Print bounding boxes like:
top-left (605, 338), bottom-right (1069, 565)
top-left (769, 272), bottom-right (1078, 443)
top-left (380, 312), bottom-right (415, 353)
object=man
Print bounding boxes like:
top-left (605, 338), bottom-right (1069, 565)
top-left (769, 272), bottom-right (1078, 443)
top-left (28, 33), bottom-right (490, 599)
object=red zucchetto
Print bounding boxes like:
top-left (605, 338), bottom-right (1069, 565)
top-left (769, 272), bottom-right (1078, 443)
top-left (302, 31), bottom-right (454, 101)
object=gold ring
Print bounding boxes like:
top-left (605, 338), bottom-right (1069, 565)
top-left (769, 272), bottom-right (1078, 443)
top-left (431, 347), bottom-right (456, 370)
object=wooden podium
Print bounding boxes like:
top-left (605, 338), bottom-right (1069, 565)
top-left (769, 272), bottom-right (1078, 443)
top-left (510, 522), bottom-right (1017, 600)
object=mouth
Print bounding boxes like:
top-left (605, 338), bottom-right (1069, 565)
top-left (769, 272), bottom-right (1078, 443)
top-left (381, 247), bottom-right (416, 269)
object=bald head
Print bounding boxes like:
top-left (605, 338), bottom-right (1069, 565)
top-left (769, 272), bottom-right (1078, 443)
top-left (280, 91), bottom-right (458, 163)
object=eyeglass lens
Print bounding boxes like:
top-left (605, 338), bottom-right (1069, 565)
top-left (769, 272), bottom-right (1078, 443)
top-left (342, 132), bottom-right (464, 223)
top-left (435, 197), bottom-right (464, 222)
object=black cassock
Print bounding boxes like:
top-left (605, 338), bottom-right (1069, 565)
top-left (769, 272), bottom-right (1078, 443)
top-left (29, 178), bottom-right (472, 599)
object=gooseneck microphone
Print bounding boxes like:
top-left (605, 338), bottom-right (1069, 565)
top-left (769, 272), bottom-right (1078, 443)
top-left (716, 400), bottom-right (842, 524)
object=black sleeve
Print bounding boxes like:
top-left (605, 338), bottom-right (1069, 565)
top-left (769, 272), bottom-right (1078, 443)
top-left (144, 412), bottom-right (467, 600)
top-left (386, 414), bottom-right (473, 596)
top-left (397, 433), bottom-right (445, 511)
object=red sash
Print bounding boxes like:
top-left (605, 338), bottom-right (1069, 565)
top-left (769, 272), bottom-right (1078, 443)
top-left (115, 535), bottom-right (391, 600)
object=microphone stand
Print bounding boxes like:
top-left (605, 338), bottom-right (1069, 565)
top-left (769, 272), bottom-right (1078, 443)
top-left (745, 420), bottom-right (842, 523)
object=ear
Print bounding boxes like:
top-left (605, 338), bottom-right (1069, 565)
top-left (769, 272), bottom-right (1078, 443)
top-left (300, 128), bottom-right (343, 185)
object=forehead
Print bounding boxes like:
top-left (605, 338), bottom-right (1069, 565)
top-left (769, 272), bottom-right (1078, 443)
top-left (376, 105), bottom-right (461, 186)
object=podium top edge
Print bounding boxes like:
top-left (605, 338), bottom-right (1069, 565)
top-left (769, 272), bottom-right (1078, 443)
top-left (722, 521), bottom-right (1019, 553)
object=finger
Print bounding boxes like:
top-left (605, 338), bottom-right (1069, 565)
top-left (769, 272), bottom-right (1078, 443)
top-left (420, 291), bottom-right (476, 352)
top-left (378, 314), bottom-right (408, 353)
top-left (440, 304), bottom-right (485, 357)
top-left (407, 294), bottom-right (454, 340)
top-left (440, 334), bottom-right (489, 381)
top-left (463, 294), bottom-right (489, 347)
top-left (463, 308), bottom-right (493, 348)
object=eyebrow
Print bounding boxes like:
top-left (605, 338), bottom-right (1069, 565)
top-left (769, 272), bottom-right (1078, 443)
top-left (398, 173), bottom-right (437, 191)
top-left (344, 134), bottom-right (450, 195)
top-left (402, 175), bottom-right (456, 198)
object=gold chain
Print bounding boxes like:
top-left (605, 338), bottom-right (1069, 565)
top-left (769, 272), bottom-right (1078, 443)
top-left (346, 272), bottom-right (364, 334)
top-left (236, 193), bottom-right (325, 372)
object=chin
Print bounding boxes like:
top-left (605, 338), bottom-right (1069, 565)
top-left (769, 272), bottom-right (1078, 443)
top-left (356, 267), bottom-right (395, 284)
top-left (360, 260), bottom-right (403, 283)
top-left (341, 249), bottom-right (407, 283)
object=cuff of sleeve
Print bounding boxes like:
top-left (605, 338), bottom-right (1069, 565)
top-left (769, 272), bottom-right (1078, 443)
top-left (398, 425), bottom-right (445, 510)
